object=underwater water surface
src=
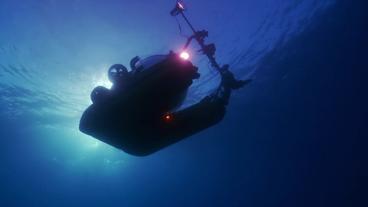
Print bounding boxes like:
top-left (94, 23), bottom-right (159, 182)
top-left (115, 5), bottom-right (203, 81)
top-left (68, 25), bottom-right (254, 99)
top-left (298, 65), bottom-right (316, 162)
top-left (0, 0), bottom-right (367, 206)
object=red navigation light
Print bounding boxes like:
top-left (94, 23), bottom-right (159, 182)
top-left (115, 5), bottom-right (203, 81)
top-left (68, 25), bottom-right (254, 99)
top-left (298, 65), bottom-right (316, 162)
top-left (163, 113), bottom-right (174, 123)
top-left (180, 51), bottom-right (190, 60)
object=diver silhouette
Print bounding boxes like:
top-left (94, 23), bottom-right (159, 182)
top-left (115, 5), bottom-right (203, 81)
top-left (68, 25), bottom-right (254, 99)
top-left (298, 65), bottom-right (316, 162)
top-left (79, 2), bottom-right (250, 156)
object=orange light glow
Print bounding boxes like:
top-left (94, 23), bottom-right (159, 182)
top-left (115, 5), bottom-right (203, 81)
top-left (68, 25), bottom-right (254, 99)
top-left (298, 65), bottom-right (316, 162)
top-left (164, 114), bottom-right (173, 122)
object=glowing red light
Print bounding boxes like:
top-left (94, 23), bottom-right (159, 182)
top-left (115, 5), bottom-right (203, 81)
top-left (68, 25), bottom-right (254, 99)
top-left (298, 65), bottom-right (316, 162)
top-left (164, 114), bottom-right (173, 122)
top-left (180, 51), bottom-right (190, 60)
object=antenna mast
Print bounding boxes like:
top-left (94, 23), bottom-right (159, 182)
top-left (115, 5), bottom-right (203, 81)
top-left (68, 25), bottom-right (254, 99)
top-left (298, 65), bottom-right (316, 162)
top-left (170, 1), bottom-right (223, 73)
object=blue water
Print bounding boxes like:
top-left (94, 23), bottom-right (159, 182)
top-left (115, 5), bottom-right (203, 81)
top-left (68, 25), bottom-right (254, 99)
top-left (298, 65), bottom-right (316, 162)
top-left (0, 0), bottom-right (366, 206)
